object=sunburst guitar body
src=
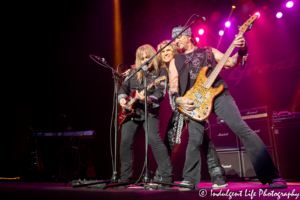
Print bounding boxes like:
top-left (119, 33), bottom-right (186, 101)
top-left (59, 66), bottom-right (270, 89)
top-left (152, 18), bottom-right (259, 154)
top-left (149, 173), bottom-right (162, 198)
top-left (178, 66), bottom-right (224, 121)
top-left (178, 14), bottom-right (258, 121)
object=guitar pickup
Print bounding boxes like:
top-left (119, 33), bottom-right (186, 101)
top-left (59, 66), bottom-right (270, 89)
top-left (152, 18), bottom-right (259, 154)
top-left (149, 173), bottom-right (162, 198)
top-left (195, 93), bottom-right (204, 103)
top-left (195, 104), bottom-right (200, 108)
top-left (195, 93), bottom-right (202, 98)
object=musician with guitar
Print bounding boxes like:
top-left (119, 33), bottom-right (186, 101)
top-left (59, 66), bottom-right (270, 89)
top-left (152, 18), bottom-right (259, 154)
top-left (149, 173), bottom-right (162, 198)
top-left (153, 40), bottom-right (228, 188)
top-left (168, 16), bottom-right (287, 189)
top-left (118, 44), bottom-right (173, 186)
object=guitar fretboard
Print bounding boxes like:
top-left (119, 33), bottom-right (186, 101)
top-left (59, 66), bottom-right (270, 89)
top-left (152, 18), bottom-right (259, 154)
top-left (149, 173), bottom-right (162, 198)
top-left (204, 31), bottom-right (244, 89)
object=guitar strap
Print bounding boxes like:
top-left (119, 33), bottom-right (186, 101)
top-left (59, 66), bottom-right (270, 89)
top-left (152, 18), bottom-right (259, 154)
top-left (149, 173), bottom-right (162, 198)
top-left (172, 47), bottom-right (213, 144)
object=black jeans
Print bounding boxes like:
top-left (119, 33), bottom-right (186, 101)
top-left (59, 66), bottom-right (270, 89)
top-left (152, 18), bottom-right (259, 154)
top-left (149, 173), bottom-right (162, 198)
top-left (163, 111), bottom-right (225, 182)
top-left (120, 117), bottom-right (173, 182)
top-left (183, 94), bottom-right (281, 185)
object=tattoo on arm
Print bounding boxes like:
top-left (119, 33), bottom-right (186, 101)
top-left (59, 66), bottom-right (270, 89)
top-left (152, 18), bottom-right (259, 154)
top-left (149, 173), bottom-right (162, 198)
top-left (226, 52), bottom-right (243, 69)
top-left (231, 54), bottom-right (238, 66)
top-left (169, 76), bottom-right (179, 94)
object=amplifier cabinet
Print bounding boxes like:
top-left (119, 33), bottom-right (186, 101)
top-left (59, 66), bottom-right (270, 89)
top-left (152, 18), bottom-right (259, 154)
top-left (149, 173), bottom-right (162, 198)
top-left (241, 148), bottom-right (276, 180)
top-left (240, 118), bottom-right (273, 149)
top-left (272, 124), bottom-right (300, 181)
top-left (272, 113), bottom-right (300, 126)
top-left (210, 124), bottom-right (239, 151)
top-left (217, 151), bottom-right (242, 180)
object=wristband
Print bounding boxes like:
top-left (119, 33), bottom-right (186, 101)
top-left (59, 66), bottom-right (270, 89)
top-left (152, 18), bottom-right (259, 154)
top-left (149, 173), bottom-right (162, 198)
top-left (238, 47), bottom-right (248, 57)
top-left (172, 92), bottom-right (180, 104)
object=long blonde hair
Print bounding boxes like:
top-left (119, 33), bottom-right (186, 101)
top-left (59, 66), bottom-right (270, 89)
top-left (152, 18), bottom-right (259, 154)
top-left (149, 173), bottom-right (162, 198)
top-left (134, 44), bottom-right (160, 82)
top-left (157, 40), bottom-right (179, 70)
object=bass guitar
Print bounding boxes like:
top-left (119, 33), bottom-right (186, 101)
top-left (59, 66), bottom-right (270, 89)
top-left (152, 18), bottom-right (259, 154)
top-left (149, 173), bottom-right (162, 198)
top-left (178, 14), bottom-right (258, 121)
top-left (118, 76), bottom-right (166, 124)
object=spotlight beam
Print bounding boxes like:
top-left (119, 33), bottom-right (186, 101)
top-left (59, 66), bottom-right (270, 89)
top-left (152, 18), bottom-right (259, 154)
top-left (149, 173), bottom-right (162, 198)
top-left (217, 5), bottom-right (235, 49)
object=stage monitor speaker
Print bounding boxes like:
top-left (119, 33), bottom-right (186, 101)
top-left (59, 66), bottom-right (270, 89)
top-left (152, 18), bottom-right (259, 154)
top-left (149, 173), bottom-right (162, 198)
top-left (210, 124), bottom-right (239, 151)
top-left (241, 148), bottom-right (276, 180)
top-left (217, 151), bottom-right (242, 180)
top-left (240, 118), bottom-right (273, 149)
top-left (272, 124), bottom-right (300, 181)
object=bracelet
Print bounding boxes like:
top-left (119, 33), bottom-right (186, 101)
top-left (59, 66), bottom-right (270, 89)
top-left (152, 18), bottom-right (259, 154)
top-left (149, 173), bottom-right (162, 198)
top-left (172, 92), bottom-right (180, 104)
top-left (238, 47), bottom-right (248, 57)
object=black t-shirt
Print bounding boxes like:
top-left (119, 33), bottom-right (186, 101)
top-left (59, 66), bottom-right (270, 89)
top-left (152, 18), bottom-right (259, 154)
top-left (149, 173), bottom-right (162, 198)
top-left (174, 47), bottom-right (228, 96)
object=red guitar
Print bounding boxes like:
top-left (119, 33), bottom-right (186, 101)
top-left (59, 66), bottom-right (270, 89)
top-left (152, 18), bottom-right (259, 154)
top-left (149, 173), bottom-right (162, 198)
top-left (118, 76), bottom-right (166, 124)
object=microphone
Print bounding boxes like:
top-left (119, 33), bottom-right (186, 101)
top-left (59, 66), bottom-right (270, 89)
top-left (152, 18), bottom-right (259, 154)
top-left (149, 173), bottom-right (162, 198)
top-left (241, 57), bottom-right (245, 69)
top-left (91, 54), bottom-right (106, 63)
top-left (196, 15), bottom-right (206, 22)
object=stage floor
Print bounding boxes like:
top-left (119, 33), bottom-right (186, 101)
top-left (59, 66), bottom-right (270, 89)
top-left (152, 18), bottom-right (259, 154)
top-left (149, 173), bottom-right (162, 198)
top-left (1, 181), bottom-right (299, 200)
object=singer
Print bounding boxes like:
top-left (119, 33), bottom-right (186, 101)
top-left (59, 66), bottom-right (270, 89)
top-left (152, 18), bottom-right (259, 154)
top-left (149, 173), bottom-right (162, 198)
top-left (168, 25), bottom-right (287, 189)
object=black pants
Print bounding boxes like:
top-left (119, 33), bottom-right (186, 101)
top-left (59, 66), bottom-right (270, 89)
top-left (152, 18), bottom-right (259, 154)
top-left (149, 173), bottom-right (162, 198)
top-left (183, 94), bottom-right (281, 185)
top-left (163, 111), bottom-right (225, 182)
top-left (120, 117), bottom-right (173, 182)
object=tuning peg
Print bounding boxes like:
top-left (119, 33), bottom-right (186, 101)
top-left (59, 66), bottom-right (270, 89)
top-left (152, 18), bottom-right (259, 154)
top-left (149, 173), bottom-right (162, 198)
top-left (249, 14), bottom-right (251, 18)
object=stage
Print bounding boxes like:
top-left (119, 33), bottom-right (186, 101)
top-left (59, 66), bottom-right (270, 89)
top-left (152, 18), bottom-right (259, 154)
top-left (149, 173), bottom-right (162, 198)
top-left (1, 181), bottom-right (299, 200)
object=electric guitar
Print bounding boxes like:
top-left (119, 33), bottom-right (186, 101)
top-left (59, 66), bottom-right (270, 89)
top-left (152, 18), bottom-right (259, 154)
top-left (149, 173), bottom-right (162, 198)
top-left (178, 14), bottom-right (258, 121)
top-left (118, 76), bottom-right (166, 124)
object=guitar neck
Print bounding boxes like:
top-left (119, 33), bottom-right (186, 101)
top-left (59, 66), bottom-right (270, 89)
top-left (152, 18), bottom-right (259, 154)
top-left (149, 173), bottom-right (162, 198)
top-left (204, 31), bottom-right (244, 89)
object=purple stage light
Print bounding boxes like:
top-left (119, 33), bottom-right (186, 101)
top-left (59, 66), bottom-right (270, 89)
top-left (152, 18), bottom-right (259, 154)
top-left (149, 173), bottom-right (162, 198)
top-left (196, 37), bottom-right (200, 42)
top-left (286, 1), bottom-right (294, 8)
top-left (225, 21), bottom-right (231, 28)
top-left (198, 29), bottom-right (204, 35)
top-left (276, 12), bottom-right (283, 18)
top-left (219, 30), bottom-right (224, 36)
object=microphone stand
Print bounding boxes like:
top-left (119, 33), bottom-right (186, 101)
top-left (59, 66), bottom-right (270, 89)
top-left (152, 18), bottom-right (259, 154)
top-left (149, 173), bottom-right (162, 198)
top-left (80, 14), bottom-right (199, 190)
top-left (72, 56), bottom-right (124, 188)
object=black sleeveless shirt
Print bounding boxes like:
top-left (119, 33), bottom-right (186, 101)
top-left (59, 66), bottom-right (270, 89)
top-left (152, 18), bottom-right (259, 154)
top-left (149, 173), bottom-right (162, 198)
top-left (174, 47), bottom-right (229, 96)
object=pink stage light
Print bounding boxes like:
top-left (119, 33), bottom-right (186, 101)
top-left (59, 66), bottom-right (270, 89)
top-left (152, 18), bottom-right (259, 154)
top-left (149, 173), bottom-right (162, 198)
top-left (219, 30), bottom-right (224, 36)
top-left (254, 12), bottom-right (261, 18)
top-left (286, 1), bottom-right (294, 8)
top-left (196, 37), bottom-right (200, 42)
top-left (276, 12), bottom-right (283, 18)
top-left (225, 21), bottom-right (231, 28)
top-left (198, 29), bottom-right (204, 35)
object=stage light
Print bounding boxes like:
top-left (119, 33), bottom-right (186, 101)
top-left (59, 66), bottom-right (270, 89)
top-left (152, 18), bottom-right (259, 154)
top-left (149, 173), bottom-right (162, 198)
top-left (276, 12), bottom-right (283, 18)
top-left (219, 30), bottom-right (224, 36)
top-left (286, 1), bottom-right (294, 8)
top-left (232, 5), bottom-right (236, 9)
top-left (225, 21), bottom-right (231, 28)
top-left (254, 12), bottom-right (261, 18)
top-left (196, 37), bottom-right (200, 42)
top-left (198, 29), bottom-right (204, 35)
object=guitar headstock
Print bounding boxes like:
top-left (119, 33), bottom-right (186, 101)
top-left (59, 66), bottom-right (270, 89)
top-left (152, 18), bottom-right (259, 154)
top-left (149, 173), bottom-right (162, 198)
top-left (238, 14), bottom-right (258, 33)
